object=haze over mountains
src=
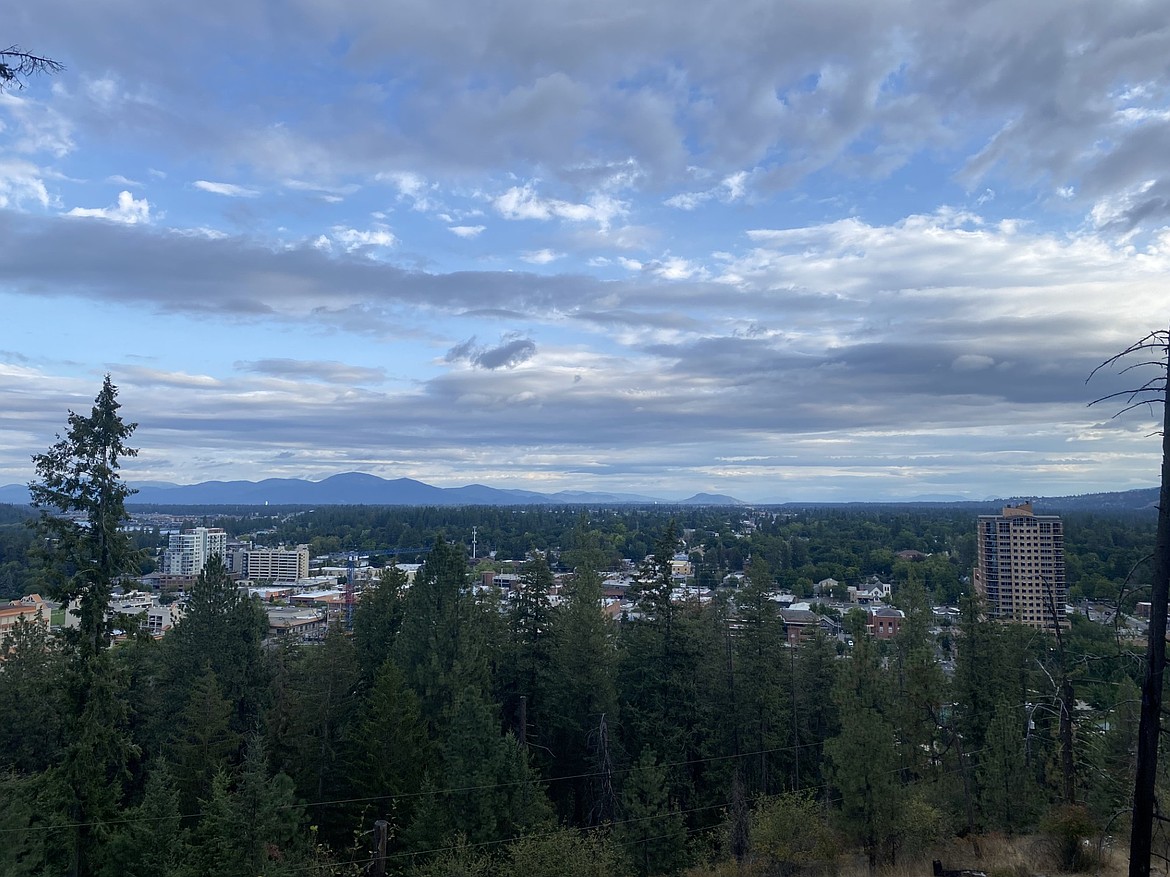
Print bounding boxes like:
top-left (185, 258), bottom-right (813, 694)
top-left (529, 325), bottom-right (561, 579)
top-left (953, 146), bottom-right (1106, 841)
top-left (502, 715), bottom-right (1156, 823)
top-left (0, 473), bottom-right (1160, 511)
top-left (0, 472), bottom-right (745, 507)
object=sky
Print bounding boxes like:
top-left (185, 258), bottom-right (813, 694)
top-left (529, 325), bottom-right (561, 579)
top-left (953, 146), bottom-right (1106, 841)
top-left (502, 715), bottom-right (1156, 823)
top-left (1, 1), bottom-right (1169, 504)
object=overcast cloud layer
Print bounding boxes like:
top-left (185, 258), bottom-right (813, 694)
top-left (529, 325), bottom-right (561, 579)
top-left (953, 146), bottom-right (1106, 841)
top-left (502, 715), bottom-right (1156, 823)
top-left (2, 0), bottom-right (1168, 502)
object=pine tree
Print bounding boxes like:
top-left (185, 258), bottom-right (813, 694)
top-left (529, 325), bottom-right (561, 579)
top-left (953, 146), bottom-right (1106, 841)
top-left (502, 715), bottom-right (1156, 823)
top-left (100, 760), bottom-right (189, 877)
top-left (167, 668), bottom-right (241, 815)
top-left (616, 747), bottom-right (687, 877)
top-left (976, 699), bottom-right (1036, 832)
top-left (28, 376), bottom-right (139, 877)
top-left (160, 554), bottom-right (269, 734)
top-left (733, 557), bottom-right (791, 795)
top-left (353, 564), bottom-right (407, 684)
top-left (344, 659), bottom-right (431, 832)
top-left (29, 375), bottom-right (138, 660)
top-left (0, 613), bottom-right (65, 774)
top-left (502, 551), bottom-right (555, 741)
top-left (544, 568), bottom-right (619, 824)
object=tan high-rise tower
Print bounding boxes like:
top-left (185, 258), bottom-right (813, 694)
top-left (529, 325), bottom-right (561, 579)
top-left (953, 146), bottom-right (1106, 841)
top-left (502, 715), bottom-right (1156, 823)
top-left (973, 502), bottom-right (1066, 628)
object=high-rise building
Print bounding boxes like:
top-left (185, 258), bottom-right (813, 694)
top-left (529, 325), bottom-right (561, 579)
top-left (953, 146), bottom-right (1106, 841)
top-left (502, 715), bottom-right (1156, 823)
top-left (241, 545), bottom-right (310, 582)
top-left (161, 527), bottom-right (227, 577)
top-left (974, 502), bottom-right (1066, 628)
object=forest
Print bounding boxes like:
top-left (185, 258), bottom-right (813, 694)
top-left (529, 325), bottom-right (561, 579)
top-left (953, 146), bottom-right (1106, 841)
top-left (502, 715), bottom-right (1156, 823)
top-left (0, 379), bottom-right (1162, 877)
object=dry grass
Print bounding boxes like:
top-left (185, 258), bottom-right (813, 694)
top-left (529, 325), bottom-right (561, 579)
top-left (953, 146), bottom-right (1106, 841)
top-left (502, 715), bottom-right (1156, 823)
top-left (684, 832), bottom-right (1131, 877)
top-left (833, 833), bottom-right (1129, 877)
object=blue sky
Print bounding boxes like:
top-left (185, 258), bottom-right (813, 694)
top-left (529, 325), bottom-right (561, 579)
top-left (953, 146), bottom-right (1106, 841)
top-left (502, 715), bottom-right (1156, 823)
top-left (2, 0), bottom-right (1169, 503)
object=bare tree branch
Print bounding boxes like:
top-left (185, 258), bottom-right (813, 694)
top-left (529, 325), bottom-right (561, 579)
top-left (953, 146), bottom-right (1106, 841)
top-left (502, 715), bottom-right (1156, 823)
top-left (1090, 325), bottom-right (1170, 877)
top-left (0, 45), bottom-right (65, 90)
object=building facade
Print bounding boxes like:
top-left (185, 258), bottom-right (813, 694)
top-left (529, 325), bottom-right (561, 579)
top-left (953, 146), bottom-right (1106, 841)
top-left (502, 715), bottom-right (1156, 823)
top-left (241, 545), bottom-right (310, 582)
top-left (974, 502), bottom-right (1066, 628)
top-left (160, 527), bottom-right (227, 577)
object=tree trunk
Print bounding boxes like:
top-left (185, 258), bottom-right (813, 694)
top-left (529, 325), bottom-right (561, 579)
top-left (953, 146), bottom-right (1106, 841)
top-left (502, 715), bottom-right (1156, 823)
top-left (1129, 344), bottom-right (1170, 877)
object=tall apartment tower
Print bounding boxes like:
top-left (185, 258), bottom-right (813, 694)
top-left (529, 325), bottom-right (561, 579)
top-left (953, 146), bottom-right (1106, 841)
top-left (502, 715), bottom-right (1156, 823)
top-left (161, 527), bottom-right (228, 577)
top-left (974, 502), bottom-right (1066, 628)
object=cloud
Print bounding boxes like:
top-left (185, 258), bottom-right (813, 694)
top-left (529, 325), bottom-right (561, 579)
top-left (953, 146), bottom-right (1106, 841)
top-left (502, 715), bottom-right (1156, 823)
top-left (449, 224), bottom-right (485, 238)
top-left (521, 248), bottom-right (562, 264)
top-left (330, 224), bottom-right (397, 251)
top-left (194, 180), bottom-right (261, 197)
top-left (445, 335), bottom-right (538, 370)
top-left (0, 159), bottom-right (55, 209)
top-left (235, 358), bottom-right (387, 385)
top-left (493, 183), bottom-right (626, 229)
top-left (65, 191), bottom-right (152, 224)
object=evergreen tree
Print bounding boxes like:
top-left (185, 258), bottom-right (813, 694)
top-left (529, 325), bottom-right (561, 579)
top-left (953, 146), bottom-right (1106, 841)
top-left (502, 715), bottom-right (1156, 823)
top-left (976, 699), bottom-right (1036, 832)
top-left (160, 554), bottom-right (269, 734)
top-left (167, 668), bottom-right (241, 815)
top-left (395, 537), bottom-right (478, 729)
top-left (414, 680), bottom-right (553, 849)
top-left (544, 568), bottom-right (620, 824)
top-left (890, 576), bottom-right (945, 780)
top-left (100, 760), bottom-right (189, 877)
top-left (616, 747), bottom-right (687, 877)
top-left (733, 557), bottom-right (791, 795)
top-left (273, 625), bottom-right (362, 845)
top-left (352, 564), bottom-right (407, 684)
top-left (29, 375), bottom-right (138, 660)
top-left (344, 659), bottom-right (431, 833)
top-left (502, 551), bottom-right (554, 741)
top-left (187, 736), bottom-right (305, 877)
top-left (0, 613), bottom-right (65, 774)
top-left (28, 376), bottom-right (140, 877)
top-left (825, 629), bottom-right (901, 871)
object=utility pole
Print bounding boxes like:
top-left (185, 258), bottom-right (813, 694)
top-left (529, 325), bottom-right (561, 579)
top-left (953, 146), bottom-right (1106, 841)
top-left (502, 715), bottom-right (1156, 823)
top-left (518, 694), bottom-right (527, 747)
top-left (370, 819), bottom-right (389, 877)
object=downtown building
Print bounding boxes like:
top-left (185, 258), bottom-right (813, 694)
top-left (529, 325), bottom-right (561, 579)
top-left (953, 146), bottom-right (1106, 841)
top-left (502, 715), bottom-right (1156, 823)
top-left (973, 502), bottom-right (1067, 628)
top-left (237, 545), bottom-right (311, 582)
top-left (160, 526), bottom-right (228, 577)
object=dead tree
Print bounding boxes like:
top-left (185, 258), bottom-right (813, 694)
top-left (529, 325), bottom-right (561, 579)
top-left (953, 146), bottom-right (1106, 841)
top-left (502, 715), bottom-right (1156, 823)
top-left (0, 46), bottom-right (64, 90)
top-left (1089, 326), bottom-right (1170, 877)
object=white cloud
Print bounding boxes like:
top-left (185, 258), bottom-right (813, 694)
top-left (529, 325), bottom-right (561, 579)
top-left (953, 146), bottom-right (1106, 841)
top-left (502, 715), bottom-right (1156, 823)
top-left (449, 224), bottom-right (485, 238)
top-left (493, 183), bottom-right (626, 229)
top-left (331, 224), bottom-right (397, 251)
top-left (952, 354), bottom-right (995, 371)
top-left (0, 93), bottom-right (74, 157)
top-left (194, 180), bottom-right (261, 198)
top-left (722, 171), bottom-right (748, 201)
top-left (0, 159), bottom-right (55, 209)
top-left (65, 191), bottom-right (152, 224)
top-left (521, 248), bottom-right (562, 264)
top-left (664, 191), bottom-right (711, 211)
top-left (377, 171), bottom-right (437, 211)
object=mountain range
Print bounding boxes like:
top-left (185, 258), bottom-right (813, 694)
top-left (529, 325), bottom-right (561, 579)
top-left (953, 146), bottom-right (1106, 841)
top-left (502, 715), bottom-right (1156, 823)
top-left (0, 473), bottom-right (746, 507)
top-left (0, 473), bottom-right (1160, 511)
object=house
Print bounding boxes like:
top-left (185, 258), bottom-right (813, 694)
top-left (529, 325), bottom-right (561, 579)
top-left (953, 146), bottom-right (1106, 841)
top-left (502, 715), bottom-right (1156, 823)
top-left (780, 608), bottom-right (821, 645)
top-left (867, 606), bottom-right (904, 639)
top-left (265, 606), bottom-right (328, 641)
top-left (0, 594), bottom-right (50, 642)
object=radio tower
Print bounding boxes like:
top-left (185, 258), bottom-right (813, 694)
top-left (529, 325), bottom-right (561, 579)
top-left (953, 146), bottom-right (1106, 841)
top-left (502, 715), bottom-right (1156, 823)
top-left (471, 526), bottom-right (478, 561)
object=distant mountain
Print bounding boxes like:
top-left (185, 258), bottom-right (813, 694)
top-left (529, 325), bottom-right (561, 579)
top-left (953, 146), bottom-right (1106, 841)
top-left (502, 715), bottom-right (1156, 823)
top-left (0, 473), bottom-right (746, 507)
top-left (1, 475), bottom-right (1158, 511)
top-left (680, 493), bottom-right (747, 506)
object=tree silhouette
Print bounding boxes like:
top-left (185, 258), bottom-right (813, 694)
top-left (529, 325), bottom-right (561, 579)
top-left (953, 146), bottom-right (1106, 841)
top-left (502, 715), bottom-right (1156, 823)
top-left (1089, 326), bottom-right (1170, 877)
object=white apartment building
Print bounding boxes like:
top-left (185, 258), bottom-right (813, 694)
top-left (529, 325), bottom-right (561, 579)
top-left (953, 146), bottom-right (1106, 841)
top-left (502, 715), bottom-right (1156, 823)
top-left (241, 545), bottom-right (310, 582)
top-left (161, 527), bottom-right (227, 577)
top-left (974, 502), bottom-right (1066, 629)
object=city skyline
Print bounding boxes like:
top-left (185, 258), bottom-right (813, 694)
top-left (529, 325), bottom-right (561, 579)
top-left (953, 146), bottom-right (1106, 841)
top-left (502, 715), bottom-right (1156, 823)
top-left (2, 2), bottom-right (1169, 503)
